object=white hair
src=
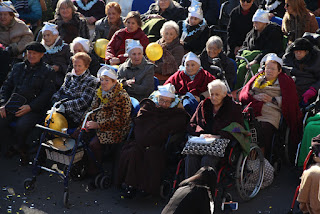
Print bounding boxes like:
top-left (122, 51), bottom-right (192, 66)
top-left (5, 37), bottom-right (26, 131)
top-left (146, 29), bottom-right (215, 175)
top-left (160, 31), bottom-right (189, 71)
top-left (160, 20), bottom-right (180, 37)
top-left (208, 79), bottom-right (228, 95)
top-left (206, 36), bottom-right (223, 50)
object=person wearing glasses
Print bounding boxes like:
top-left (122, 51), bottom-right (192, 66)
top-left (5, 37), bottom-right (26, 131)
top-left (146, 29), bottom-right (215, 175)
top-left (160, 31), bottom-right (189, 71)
top-left (282, 0), bottom-right (318, 44)
top-left (227, 0), bottom-right (257, 59)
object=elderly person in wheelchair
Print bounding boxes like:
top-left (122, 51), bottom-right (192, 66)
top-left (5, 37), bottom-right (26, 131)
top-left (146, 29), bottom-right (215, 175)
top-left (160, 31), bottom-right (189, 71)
top-left (117, 83), bottom-right (190, 198)
top-left (185, 79), bottom-right (244, 178)
top-left (239, 53), bottom-right (302, 160)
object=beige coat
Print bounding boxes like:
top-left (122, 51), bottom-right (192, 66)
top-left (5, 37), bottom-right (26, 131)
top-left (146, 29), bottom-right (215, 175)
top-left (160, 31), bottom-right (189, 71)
top-left (251, 79), bottom-right (282, 129)
top-left (0, 17), bottom-right (33, 57)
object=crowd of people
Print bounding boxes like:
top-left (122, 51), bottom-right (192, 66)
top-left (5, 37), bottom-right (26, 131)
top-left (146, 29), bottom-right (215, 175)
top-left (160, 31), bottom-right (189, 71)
top-left (1, 0), bottom-right (320, 213)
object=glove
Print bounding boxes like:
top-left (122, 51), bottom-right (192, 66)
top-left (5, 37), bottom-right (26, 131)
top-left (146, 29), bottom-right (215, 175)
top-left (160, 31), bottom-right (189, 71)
top-left (56, 104), bottom-right (65, 113)
top-left (302, 87), bottom-right (317, 104)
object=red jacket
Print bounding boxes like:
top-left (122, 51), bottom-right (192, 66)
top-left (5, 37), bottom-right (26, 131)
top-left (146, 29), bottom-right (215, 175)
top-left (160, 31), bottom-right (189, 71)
top-left (164, 68), bottom-right (215, 96)
top-left (105, 27), bottom-right (149, 64)
top-left (239, 71), bottom-right (303, 147)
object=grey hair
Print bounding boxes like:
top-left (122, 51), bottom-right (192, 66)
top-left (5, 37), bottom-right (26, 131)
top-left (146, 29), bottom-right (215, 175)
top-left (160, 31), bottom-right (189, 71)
top-left (206, 36), bottom-right (223, 50)
top-left (55, 0), bottom-right (77, 16)
top-left (208, 79), bottom-right (228, 95)
top-left (157, 0), bottom-right (174, 9)
top-left (160, 20), bottom-right (180, 37)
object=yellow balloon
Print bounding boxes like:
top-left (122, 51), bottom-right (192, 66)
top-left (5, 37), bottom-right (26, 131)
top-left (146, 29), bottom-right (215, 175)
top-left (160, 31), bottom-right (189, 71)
top-left (145, 42), bottom-right (163, 61)
top-left (45, 112), bottom-right (68, 133)
top-left (94, 39), bottom-right (109, 59)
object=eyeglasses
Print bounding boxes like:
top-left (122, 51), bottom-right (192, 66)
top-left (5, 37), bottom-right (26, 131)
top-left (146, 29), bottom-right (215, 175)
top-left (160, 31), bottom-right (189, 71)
top-left (158, 97), bottom-right (172, 105)
top-left (240, 0), bottom-right (252, 3)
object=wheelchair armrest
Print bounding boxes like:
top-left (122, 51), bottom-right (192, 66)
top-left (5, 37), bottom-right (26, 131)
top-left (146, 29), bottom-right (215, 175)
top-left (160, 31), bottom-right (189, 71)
top-left (35, 124), bottom-right (70, 138)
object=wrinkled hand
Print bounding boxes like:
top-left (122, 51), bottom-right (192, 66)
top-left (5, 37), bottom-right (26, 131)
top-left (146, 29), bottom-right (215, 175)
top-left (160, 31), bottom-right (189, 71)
top-left (110, 57), bottom-right (120, 65)
top-left (87, 16), bottom-right (97, 25)
top-left (253, 93), bottom-right (272, 103)
top-left (85, 121), bottom-right (99, 129)
top-left (0, 105), bottom-right (6, 118)
top-left (126, 78), bottom-right (135, 87)
top-left (15, 105), bottom-right (31, 117)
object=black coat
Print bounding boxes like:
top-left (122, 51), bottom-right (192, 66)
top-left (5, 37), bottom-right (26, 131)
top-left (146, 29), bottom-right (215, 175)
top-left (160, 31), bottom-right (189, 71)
top-left (0, 60), bottom-right (56, 113)
top-left (283, 47), bottom-right (320, 98)
top-left (178, 19), bottom-right (209, 55)
top-left (227, 4), bottom-right (257, 59)
top-left (241, 22), bottom-right (284, 62)
top-left (143, 1), bottom-right (186, 22)
top-left (199, 50), bottom-right (236, 90)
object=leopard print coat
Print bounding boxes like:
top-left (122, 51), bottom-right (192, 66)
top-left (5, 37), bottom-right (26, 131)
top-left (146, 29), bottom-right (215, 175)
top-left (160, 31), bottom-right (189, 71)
top-left (88, 82), bottom-right (131, 144)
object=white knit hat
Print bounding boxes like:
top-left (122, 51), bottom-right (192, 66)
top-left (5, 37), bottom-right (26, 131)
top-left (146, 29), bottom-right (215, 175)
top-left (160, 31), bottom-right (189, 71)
top-left (97, 65), bottom-right (117, 80)
top-left (252, 9), bottom-right (270, 23)
top-left (184, 52), bottom-right (201, 66)
top-left (71, 37), bottom-right (90, 53)
top-left (126, 39), bottom-right (143, 54)
top-left (0, 1), bottom-right (19, 17)
top-left (158, 83), bottom-right (176, 98)
top-left (41, 22), bottom-right (59, 35)
top-left (188, 0), bottom-right (203, 20)
top-left (260, 53), bottom-right (283, 67)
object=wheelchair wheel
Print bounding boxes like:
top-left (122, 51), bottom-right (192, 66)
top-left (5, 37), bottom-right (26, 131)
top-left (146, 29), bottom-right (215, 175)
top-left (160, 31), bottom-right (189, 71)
top-left (63, 189), bottom-right (69, 208)
top-left (160, 179), bottom-right (172, 200)
top-left (23, 178), bottom-right (36, 192)
top-left (283, 127), bottom-right (293, 164)
top-left (236, 143), bottom-right (264, 201)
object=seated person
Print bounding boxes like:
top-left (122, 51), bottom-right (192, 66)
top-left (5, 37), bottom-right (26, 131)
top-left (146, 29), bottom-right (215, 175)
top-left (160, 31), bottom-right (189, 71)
top-left (282, 38), bottom-right (320, 104)
top-left (0, 42), bottom-right (55, 164)
top-left (142, 0), bottom-right (186, 23)
top-left (282, 0), bottom-right (318, 44)
top-left (235, 9), bottom-right (284, 89)
top-left (105, 11), bottom-right (149, 65)
top-left (41, 22), bottom-right (71, 88)
top-left (154, 20), bottom-right (184, 83)
top-left (92, 2), bottom-right (125, 42)
top-left (51, 52), bottom-right (98, 128)
top-left (81, 65), bottom-right (131, 178)
top-left (162, 166), bottom-right (216, 214)
top-left (227, 0), bottom-right (257, 59)
top-left (178, 0), bottom-right (209, 55)
top-left (239, 53), bottom-right (302, 159)
top-left (117, 40), bottom-right (154, 101)
top-left (297, 135), bottom-right (320, 214)
top-left (117, 83), bottom-right (190, 197)
top-left (200, 36), bottom-right (236, 90)
top-left (68, 37), bottom-right (100, 76)
top-left (164, 52), bottom-right (215, 102)
top-left (185, 79), bottom-right (243, 178)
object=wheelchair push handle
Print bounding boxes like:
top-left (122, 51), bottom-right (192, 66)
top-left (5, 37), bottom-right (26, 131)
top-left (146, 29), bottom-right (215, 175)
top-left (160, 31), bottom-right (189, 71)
top-left (236, 55), bottom-right (250, 65)
top-left (81, 106), bottom-right (103, 130)
top-left (53, 98), bottom-right (68, 108)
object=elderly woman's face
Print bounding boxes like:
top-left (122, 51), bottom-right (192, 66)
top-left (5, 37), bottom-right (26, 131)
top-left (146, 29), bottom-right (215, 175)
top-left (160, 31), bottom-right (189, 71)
top-left (100, 75), bottom-right (116, 92)
top-left (0, 12), bottom-right (13, 26)
top-left (158, 95), bottom-right (173, 109)
top-left (59, 3), bottom-right (73, 20)
top-left (73, 58), bottom-right (88, 75)
top-left (207, 43), bottom-right (222, 59)
top-left (240, 0), bottom-right (253, 11)
top-left (186, 60), bottom-right (200, 76)
top-left (158, 0), bottom-right (171, 11)
top-left (294, 50), bottom-right (308, 61)
top-left (107, 7), bottom-right (120, 24)
top-left (189, 16), bottom-right (201, 26)
top-left (209, 86), bottom-right (226, 106)
top-left (265, 61), bottom-right (281, 81)
top-left (163, 27), bottom-right (177, 44)
top-left (73, 43), bottom-right (85, 54)
top-left (43, 30), bottom-right (58, 47)
top-left (126, 18), bottom-right (139, 33)
top-left (129, 48), bottom-right (143, 66)
top-left (253, 21), bottom-right (267, 32)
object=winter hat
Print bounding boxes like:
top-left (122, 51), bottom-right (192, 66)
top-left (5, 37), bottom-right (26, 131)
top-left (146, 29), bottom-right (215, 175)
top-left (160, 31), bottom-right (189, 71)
top-left (0, 1), bottom-right (19, 17)
top-left (252, 9), bottom-right (270, 23)
top-left (41, 22), bottom-right (59, 35)
top-left (188, 0), bottom-right (203, 20)
top-left (157, 83), bottom-right (176, 98)
top-left (97, 65), bottom-right (117, 80)
top-left (126, 39), bottom-right (143, 54)
top-left (291, 38), bottom-right (313, 52)
top-left (260, 53), bottom-right (283, 67)
top-left (184, 52), bottom-right (201, 66)
top-left (71, 37), bottom-right (90, 53)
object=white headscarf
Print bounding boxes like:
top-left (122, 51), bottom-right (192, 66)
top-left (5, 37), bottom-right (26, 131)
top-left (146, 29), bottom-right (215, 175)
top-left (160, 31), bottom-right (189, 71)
top-left (97, 65), bottom-right (117, 80)
top-left (260, 53), bottom-right (283, 67)
top-left (41, 22), bottom-right (59, 35)
top-left (126, 39), bottom-right (143, 54)
top-left (71, 37), bottom-right (90, 53)
top-left (0, 1), bottom-right (19, 17)
top-left (157, 83), bottom-right (176, 98)
top-left (252, 9), bottom-right (270, 23)
top-left (184, 52), bottom-right (201, 66)
top-left (188, 0), bottom-right (203, 20)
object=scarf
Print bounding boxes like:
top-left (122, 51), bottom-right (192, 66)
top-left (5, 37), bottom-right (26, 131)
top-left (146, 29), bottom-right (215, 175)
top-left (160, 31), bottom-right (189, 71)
top-left (252, 72), bottom-right (276, 89)
top-left (96, 83), bottom-right (123, 104)
top-left (180, 18), bottom-right (207, 42)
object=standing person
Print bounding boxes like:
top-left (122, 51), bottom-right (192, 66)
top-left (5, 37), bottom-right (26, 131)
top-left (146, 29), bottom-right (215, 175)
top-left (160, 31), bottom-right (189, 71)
top-left (92, 2), bottom-right (125, 42)
top-left (282, 0), bottom-right (318, 44)
top-left (0, 42), bottom-right (55, 165)
top-left (105, 11), bottom-right (149, 65)
top-left (227, 0), bottom-right (257, 59)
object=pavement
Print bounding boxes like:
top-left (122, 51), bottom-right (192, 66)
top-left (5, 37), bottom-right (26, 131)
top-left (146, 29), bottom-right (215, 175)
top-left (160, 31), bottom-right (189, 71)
top-left (0, 153), bottom-right (303, 214)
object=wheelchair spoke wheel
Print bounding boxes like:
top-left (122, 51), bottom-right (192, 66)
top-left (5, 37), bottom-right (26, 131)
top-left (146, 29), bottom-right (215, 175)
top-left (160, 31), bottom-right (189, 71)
top-left (160, 179), bottom-right (172, 200)
top-left (99, 175), bottom-right (111, 189)
top-left (63, 190), bottom-right (69, 208)
top-left (236, 143), bottom-right (264, 201)
top-left (23, 178), bottom-right (36, 192)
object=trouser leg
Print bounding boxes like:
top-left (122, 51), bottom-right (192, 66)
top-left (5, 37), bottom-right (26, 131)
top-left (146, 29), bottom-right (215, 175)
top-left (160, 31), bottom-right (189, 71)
top-left (185, 154), bottom-right (201, 178)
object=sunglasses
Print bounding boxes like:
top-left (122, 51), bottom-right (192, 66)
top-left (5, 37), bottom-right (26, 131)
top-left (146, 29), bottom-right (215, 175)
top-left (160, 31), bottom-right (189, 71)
top-left (285, 3), bottom-right (290, 7)
top-left (240, 0), bottom-right (252, 3)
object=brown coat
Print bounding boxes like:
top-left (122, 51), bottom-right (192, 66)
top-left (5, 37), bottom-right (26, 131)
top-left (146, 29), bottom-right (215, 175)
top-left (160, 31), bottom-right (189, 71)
top-left (0, 17), bottom-right (33, 57)
top-left (117, 99), bottom-right (190, 195)
top-left (88, 83), bottom-right (131, 144)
